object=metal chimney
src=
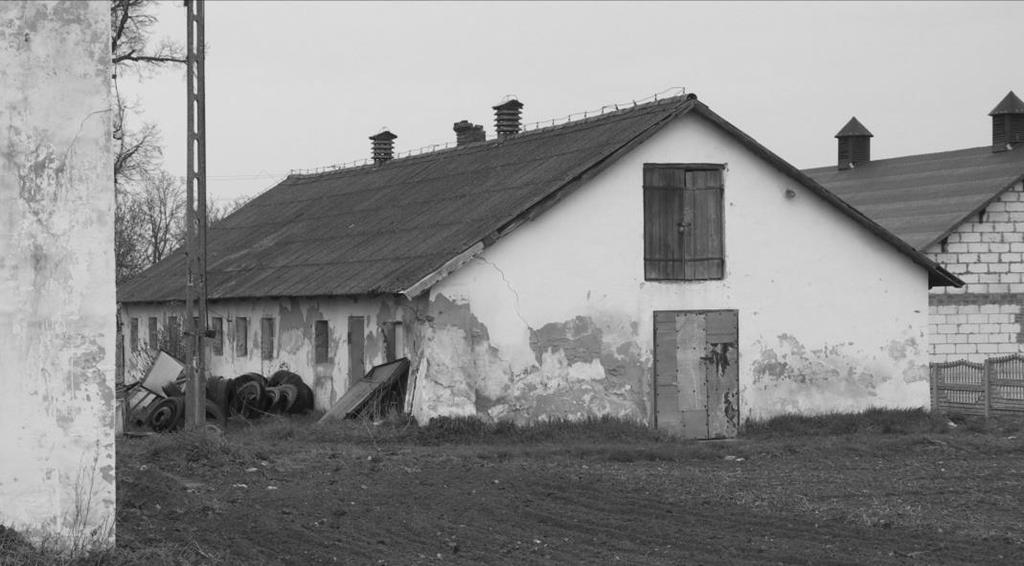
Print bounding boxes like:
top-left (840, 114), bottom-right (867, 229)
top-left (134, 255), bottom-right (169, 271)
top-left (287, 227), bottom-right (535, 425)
top-left (835, 117), bottom-right (873, 170)
top-left (493, 98), bottom-right (524, 139)
top-left (370, 130), bottom-right (397, 165)
top-left (989, 91), bottom-right (1024, 152)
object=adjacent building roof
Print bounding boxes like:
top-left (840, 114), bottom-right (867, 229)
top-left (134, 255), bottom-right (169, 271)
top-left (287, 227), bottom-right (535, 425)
top-left (804, 145), bottom-right (1024, 250)
top-left (118, 93), bottom-right (960, 303)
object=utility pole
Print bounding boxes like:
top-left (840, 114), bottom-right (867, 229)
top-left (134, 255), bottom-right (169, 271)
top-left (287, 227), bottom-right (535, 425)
top-left (184, 0), bottom-right (208, 428)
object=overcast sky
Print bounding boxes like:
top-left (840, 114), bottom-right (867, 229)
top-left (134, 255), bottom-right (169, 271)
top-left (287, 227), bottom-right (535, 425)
top-left (124, 1), bottom-right (1024, 205)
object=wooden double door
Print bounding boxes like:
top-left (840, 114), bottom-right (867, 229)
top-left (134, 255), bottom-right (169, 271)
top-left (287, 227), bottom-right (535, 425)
top-left (654, 310), bottom-right (739, 439)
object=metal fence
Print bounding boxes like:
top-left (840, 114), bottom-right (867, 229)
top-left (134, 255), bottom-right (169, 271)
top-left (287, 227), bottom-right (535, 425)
top-left (930, 354), bottom-right (1024, 416)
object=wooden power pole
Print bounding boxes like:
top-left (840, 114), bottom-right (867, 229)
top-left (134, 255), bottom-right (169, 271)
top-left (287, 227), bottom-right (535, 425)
top-left (184, 0), bottom-right (208, 428)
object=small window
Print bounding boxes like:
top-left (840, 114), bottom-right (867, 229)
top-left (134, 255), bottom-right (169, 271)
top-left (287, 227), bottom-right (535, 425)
top-left (212, 317), bottom-right (224, 356)
top-left (129, 318), bottom-right (139, 352)
top-left (315, 320), bottom-right (330, 364)
top-left (260, 317), bottom-right (275, 360)
top-left (235, 317), bottom-right (249, 357)
top-left (643, 164), bottom-right (725, 281)
top-left (167, 316), bottom-right (181, 357)
top-left (148, 317), bottom-right (158, 350)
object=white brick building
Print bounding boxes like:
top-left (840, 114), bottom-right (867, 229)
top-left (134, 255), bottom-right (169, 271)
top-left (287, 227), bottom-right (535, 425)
top-left (806, 91), bottom-right (1024, 363)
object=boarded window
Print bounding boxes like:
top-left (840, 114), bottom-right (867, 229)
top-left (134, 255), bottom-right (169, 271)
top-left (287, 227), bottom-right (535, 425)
top-left (148, 317), bottom-right (158, 350)
top-left (261, 317), bottom-right (275, 360)
top-left (315, 320), bottom-right (330, 364)
top-left (383, 321), bottom-right (404, 362)
top-left (236, 317), bottom-right (248, 357)
top-left (212, 317), bottom-right (224, 356)
top-left (167, 316), bottom-right (181, 357)
top-left (643, 164), bottom-right (724, 281)
top-left (129, 318), bottom-right (139, 352)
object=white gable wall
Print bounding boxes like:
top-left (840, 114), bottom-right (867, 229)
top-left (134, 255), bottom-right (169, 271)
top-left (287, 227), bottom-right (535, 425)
top-left (415, 112), bottom-right (930, 423)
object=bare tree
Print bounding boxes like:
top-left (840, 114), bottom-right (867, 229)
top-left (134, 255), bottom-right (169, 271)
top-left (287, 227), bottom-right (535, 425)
top-left (208, 195), bottom-right (252, 226)
top-left (111, 0), bottom-right (185, 72)
top-left (138, 170), bottom-right (186, 265)
top-left (114, 187), bottom-right (147, 282)
top-left (111, 0), bottom-right (186, 281)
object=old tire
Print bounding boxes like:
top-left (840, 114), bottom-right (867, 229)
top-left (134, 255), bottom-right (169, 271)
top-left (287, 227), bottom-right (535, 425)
top-left (272, 373), bottom-right (314, 414)
top-left (147, 398), bottom-right (183, 433)
top-left (231, 379), bottom-right (265, 419)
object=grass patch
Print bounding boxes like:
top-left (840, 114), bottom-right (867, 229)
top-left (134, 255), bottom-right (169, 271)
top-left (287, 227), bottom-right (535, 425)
top-left (417, 414), bottom-right (667, 445)
top-left (133, 428), bottom-right (258, 468)
top-left (742, 407), bottom-right (952, 438)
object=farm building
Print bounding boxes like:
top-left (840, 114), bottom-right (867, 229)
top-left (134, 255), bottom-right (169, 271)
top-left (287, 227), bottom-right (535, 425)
top-left (117, 92), bottom-right (961, 438)
top-left (805, 91), bottom-right (1024, 365)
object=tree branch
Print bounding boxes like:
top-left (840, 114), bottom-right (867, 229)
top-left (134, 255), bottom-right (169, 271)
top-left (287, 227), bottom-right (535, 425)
top-left (113, 54), bottom-right (187, 65)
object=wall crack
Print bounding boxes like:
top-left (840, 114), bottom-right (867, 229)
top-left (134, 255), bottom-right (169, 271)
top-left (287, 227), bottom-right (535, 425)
top-left (475, 256), bottom-right (531, 329)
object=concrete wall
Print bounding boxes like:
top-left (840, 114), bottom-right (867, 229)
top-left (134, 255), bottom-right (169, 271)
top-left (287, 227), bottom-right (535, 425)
top-left (413, 111), bottom-right (931, 424)
top-left (0, 1), bottom-right (115, 549)
top-left (927, 181), bottom-right (1024, 362)
top-left (121, 295), bottom-right (415, 411)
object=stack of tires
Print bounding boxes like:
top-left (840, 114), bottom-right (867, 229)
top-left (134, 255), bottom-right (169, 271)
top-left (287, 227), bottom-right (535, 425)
top-left (143, 370), bottom-right (314, 433)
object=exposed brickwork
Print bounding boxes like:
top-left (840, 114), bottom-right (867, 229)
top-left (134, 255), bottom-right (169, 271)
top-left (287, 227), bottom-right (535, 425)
top-left (927, 181), bottom-right (1024, 362)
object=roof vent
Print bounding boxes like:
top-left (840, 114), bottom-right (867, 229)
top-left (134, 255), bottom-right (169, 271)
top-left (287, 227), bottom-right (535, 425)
top-left (370, 129), bottom-right (397, 165)
top-left (493, 98), bottom-right (524, 139)
top-left (989, 91), bottom-right (1024, 152)
top-left (835, 117), bottom-right (873, 170)
top-left (453, 120), bottom-right (486, 146)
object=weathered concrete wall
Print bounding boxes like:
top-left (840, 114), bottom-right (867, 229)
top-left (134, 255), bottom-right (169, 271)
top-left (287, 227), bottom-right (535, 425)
top-left (122, 295), bottom-right (416, 410)
top-left (414, 111), bottom-right (930, 424)
top-left (926, 181), bottom-right (1024, 362)
top-left (0, 1), bottom-right (115, 549)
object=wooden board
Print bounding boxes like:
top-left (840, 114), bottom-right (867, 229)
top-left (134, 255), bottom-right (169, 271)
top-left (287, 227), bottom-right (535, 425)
top-left (676, 313), bottom-right (708, 439)
top-left (348, 316), bottom-right (365, 388)
top-left (319, 358), bottom-right (410, 424)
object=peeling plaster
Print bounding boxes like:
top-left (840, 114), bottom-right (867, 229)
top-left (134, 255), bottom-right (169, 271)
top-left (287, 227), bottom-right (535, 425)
top-left (411, 294), bottom-right (649, 424)
top-left (0, 0), bottom-right (115, 550)
top-left (748, 332), bottom-right (929, 417)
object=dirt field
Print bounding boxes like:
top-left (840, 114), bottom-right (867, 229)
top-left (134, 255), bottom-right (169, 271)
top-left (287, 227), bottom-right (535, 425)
top-left (7, 412), bottom-right (1024, 565)
top-left (96, 413), bottom-right (1024, 565)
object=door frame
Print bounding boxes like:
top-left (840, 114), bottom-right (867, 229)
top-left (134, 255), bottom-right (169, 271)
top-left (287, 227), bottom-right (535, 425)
top-left (651, 309), bottom-right (739, 431)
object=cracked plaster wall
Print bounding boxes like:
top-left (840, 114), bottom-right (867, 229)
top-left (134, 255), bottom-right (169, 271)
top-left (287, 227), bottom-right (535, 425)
top-left (122, 295), bottom-right (415, 411)
top-left (414, 110), bottom-right (930, 424)
top-left (0, 1), bottom-right (115, 549)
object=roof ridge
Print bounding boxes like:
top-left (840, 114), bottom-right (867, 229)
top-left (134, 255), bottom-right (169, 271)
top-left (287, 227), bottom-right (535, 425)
top-left (803, 144), bottom-right (1021, 172)
top-left (288, 93), bottom-right (694, 181)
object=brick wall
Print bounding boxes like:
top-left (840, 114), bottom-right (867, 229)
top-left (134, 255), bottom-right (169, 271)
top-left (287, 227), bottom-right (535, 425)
top-left (926, 181), bottom-right (1024, 362)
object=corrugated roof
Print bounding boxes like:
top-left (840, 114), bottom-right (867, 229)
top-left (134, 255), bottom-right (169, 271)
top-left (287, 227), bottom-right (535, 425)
top-left (118, 96), bottom-right (697, 302)
top-left (118, 93), bottom-right (961, 304)
top-left (804, 145), bottom-right (1024, 250)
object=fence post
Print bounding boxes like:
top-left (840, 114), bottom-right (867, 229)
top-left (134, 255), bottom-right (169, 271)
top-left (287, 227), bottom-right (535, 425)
top-left (929, 364), bottom-right (939, 413)
top-left (983, 358), bottom-right (992, 419)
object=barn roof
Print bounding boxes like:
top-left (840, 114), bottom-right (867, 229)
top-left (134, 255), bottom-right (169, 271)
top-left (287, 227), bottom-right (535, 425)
top-left (118, 94), bottom-right (960, 303)
top-left (804, 145), bottom-right (1024, 250)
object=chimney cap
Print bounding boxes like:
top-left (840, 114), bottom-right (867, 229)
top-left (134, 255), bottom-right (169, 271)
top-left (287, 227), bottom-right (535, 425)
top-left (369, 130), bottom-right (397, 141)
top-left (989, 91), bottom-right (1024, 116)
top-left (493, 98), bottom-right (524, 111)
top-left (835, 117), bottom-right (873, 138)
